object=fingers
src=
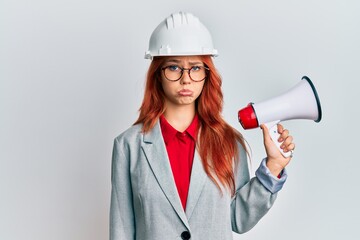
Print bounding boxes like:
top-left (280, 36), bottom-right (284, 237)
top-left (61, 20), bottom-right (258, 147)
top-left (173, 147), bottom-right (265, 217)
top-left (261, 123), bottom-right (295, 154)
top-left (277, 125), bottom-right (286, 142)
top-left (277, 124), bottom-right (295, 153)
top-left (286, 143), bottom-right (295, 151)
top-left (281, 137), bottom-right (295, 153)
top-left (277, 124), bottom-right (284, 134)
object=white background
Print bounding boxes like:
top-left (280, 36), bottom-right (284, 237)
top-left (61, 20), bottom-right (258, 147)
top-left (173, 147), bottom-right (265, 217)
top-left (1, 0), bottom-right (359, 239)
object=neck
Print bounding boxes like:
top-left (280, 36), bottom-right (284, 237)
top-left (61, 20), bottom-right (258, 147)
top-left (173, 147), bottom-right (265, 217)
top-left (163, 102), bottom-right (196, 132)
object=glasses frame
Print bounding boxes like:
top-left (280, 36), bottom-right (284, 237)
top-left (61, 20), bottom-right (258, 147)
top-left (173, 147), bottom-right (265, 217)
top-left (161, 65), bottom-right (210, 82)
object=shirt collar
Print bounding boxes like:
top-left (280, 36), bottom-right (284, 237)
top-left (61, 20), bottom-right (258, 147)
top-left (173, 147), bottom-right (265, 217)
top-left (160, 114), bottom-right (199, 144)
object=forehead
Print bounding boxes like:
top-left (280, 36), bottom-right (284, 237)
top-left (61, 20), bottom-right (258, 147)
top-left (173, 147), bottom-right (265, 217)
top-left (163, 56), bottom-right (203, 64)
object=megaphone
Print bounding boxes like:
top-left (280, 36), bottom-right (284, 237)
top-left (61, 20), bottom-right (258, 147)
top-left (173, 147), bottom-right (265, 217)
top-left (238, 76), bottom-right (322, 157)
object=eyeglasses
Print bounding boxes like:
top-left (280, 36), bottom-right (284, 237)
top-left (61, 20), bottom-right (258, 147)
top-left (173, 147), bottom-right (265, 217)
top-left (161, 65), bottom-right (209, 82)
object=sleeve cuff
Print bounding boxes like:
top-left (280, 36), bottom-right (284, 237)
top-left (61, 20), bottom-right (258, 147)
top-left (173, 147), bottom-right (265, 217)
top-left (255, 158), bottom-right (288, 194)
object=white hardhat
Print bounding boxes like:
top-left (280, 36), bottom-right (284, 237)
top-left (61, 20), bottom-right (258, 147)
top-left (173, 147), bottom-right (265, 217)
top-left (145, 12), bottom-right (218, 59)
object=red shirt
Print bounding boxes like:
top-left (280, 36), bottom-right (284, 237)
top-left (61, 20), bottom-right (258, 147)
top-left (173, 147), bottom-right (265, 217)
top-left (160, 115), bottom-right (198, 210)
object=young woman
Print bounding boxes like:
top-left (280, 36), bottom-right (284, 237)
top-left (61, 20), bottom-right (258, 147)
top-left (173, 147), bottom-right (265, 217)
top-left (110, 12), bottom-right (295, 240)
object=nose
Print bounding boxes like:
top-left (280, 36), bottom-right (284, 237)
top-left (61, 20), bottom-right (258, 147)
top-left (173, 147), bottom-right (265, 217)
top-left (180, 70), bottom-right (192, 85)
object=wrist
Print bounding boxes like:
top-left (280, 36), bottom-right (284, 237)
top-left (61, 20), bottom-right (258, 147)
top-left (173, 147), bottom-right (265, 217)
top-left (266, 158), bottom-right (284, 177)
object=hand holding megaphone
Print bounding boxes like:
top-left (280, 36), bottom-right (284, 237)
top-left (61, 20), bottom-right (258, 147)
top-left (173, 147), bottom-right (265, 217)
top-left (261, 123), bottom-right (294, 176)
top-left (238, 76), bottom-right (322, 157)
top-left (261, 123), bottom-right (294, 159)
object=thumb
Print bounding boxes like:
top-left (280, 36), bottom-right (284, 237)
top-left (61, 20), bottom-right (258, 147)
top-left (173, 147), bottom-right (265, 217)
top-left (260, 124), bottom-right (272, 143)
top-left (260, 124), bottom-right (278, 153)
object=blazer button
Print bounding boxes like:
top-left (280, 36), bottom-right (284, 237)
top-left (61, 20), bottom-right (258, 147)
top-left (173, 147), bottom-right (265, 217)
top-left (181, 231), bottom-right (191, 240)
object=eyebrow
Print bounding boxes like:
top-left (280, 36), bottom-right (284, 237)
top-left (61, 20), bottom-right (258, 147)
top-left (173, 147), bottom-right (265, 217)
top-left (165, 59), bottom-right (204, 65)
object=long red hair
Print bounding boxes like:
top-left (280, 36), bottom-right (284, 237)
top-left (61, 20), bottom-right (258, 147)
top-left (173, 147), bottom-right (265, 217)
top-left (134, 56), bottom-right (247, 195)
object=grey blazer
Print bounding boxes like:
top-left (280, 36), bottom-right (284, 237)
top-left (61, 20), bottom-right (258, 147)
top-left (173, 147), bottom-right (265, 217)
top-left (110, 121), bottom-right (278, 240)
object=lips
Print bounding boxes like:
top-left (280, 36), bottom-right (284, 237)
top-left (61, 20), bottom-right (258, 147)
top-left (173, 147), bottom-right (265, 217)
top-left (178, 89), bottom-right (193, 96)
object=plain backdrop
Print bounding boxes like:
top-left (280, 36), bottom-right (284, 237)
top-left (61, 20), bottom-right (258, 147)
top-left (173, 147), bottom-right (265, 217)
top-left (1, 0), bottom-right (359, 239)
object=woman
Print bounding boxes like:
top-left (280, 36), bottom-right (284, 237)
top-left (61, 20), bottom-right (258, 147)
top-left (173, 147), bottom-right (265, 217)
top-left (110, 12), bottom-right (295, 240)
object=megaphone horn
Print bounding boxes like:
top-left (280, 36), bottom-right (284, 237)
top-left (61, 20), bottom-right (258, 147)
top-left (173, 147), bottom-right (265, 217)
top-left (238, 76), bottom-right (322, 157)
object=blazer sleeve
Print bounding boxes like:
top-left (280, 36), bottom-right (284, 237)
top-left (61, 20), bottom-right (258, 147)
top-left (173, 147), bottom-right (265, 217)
top-left (110, 137), bottom-right (135, 240)
top-left (230, 143), bottom-right (279, 234)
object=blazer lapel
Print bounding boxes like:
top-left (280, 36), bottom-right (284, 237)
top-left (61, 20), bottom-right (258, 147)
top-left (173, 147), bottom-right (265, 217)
top-left (185, 150), bottom-right (207, 220)
top-left (141, 121), bottom-right (190, 230)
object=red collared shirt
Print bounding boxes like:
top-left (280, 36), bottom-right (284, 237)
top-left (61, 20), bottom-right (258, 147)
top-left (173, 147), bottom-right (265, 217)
top-left (160, 115), bottom-right (199, 210)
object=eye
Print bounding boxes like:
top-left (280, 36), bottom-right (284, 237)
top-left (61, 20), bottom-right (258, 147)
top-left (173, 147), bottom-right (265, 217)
top-left (167, 65), bottom-right (181, 72)
top-left (191, 66), bottom-right (202, 72)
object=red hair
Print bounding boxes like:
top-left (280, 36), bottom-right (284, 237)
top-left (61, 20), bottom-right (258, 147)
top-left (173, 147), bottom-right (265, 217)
top-left (134, 56), bottom-right (247, 195)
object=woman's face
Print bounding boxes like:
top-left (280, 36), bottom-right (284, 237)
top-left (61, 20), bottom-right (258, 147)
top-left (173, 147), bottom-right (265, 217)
top-left (160, 56), bottom-right (206, 107)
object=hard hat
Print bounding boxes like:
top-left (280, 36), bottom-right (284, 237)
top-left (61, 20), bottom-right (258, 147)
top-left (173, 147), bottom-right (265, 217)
top-left (145, 12), bottom-right (218, 59)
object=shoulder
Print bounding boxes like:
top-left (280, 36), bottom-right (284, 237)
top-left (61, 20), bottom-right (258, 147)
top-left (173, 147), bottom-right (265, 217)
top-left (114, 123), bottom-right (143, 146)
top-left (237, 139), bottom-right (248, 157)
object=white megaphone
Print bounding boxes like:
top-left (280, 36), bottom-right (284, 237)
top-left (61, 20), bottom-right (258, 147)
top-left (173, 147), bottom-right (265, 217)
top-left (238, 76), bottom-right (322, 157)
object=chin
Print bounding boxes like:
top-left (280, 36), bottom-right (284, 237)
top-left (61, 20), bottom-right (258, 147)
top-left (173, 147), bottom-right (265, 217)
top-left (179, 97), bottom-right (196, 105)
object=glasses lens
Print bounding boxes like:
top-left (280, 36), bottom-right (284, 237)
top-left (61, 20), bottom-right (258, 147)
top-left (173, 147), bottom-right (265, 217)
top-left (189, 66), bottom-right (206, 81)
top-left (164, 66), bottom-right (182, 81)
